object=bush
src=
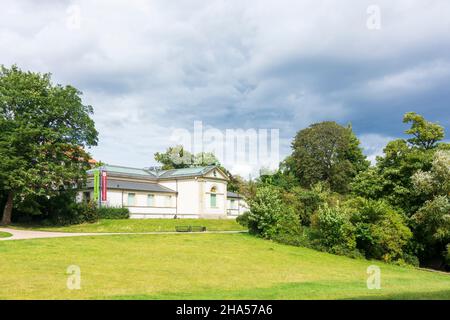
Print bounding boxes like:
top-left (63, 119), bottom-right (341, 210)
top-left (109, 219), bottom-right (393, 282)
top-left (270, 204), bottom-right (307, 246)
top-left (346, 198), bottom-right (413, 262)
top-left (14, 191), bottom-right (99, 225)
top-left (284, 186), bottom-right (324, 226)
top-left (246, 185), bottom-right (288, 238)
top-left (49, 201), bottom-right (98, 225)
top-left (412, 195), bottom-right (450, 266)
top-left (236, 211), bottom-right (250, 227)
top-left (98, 207), bottom-right (130, 219)
top-left (310, 204), bottom-right (357, 255)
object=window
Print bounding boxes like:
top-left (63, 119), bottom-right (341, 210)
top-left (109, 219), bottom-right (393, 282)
top-left (230, 199), bottom-right (236, 209)
top-left (210, 186), bottom-right (217, 208)
top-left (164, 195), bottom-right (172, 207)
top-left (147, 194), bottom-right (154, 207)
top-left (127, 193), bottom-right (136, 206)
top-left (210, 194), bottom-right (217, 208)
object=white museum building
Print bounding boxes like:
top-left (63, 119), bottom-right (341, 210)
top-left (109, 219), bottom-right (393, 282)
top-left (79, 165), bottom-right (247, 219)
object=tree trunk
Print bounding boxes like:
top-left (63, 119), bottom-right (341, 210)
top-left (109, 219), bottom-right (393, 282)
top-left (1, 191), bottom-right (14, 225)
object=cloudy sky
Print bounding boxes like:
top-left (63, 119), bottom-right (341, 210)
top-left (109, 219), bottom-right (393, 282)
top-left (2, 1), bottom-right (449, 175)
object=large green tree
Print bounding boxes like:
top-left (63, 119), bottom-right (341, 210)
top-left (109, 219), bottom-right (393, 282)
top-left (0, 65), bottom-right (98, 225)
top-left (290, 122), bottom-right (369, 193)
top-left (403, 112), bottom-right (444, 149)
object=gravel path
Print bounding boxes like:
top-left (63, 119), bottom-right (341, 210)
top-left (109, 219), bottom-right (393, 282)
top-left (0, 227), bottom-right (246, 241)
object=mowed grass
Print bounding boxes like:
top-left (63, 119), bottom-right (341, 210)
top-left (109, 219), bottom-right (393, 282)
top-left (0, 233), bottom-right (449, 300)
top-left (11, 218), bottom-right (246, 233)
top-left (0, 231), bottom-right (12, 238)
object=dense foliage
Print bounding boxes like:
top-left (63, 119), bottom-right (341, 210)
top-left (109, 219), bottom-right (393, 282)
top-left (310, 204), bottom-right (357, 256)
top-left (241, 113), bottom-right (450, 270)
top-left (14, 190), bottom-right (130, 225)
top-left (289, 121), bottom-right (369, 193)
top-left (13, 191), bottom-right (98, 225)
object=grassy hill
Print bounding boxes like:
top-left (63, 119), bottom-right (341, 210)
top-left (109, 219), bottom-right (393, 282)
top-left (11, 218), bottom-right (246, 233)
top-left (0, 233), bottom-right (449, 299)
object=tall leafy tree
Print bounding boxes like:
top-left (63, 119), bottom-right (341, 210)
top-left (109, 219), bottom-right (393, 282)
top-left (0, 65), bottom-right (98, 225)
top-left (403, 112), bottom-right (444, 149)
top-left (290, 121), bottom-right (368, 193)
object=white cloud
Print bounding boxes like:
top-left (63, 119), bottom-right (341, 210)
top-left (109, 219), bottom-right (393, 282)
top-left (359, 133), bottom-right (395, 165)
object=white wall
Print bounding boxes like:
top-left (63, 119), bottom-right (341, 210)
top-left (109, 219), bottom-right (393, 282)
top-left (162, 179), bottom-right (200, 215)
top-left (80, 171), bottom-right (247, 219)
top-left (200, 179), bottom-right (227, 217)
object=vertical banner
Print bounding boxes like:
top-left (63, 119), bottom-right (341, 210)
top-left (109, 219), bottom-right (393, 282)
top-left (93, 170), bottom-right (100, 203)
top-left (101, 171), bottom-right (108, 202)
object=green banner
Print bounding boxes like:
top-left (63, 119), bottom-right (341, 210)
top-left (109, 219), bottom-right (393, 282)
top-left (93, 170), bottom-right (100, 202)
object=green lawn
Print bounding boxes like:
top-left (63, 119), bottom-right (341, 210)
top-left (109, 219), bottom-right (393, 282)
top-left (0, 233), bottom-right (449, 299)
top-left (12, 218), bottom-right (246, 233)
top-left (0, 231), bottom-right (12, 238)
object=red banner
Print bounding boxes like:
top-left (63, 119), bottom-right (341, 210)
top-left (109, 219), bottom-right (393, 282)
top-left (101, 171), bottom-right (107, 201)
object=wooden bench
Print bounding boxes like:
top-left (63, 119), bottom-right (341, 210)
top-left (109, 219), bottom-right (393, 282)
top-left (175, 226), bottom-right (207, 232)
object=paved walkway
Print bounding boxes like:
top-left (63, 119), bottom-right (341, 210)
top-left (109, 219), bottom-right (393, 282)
top-left (0, 227), bottom-right (246, 241)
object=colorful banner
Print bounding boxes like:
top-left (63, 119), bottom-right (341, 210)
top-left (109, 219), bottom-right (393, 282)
top-left (101, 171), bottom-right (107, 202)
top-left (93, 170), bottom-right (100, 202)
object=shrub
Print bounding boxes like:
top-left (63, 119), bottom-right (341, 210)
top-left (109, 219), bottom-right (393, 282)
top-left (310, 204), bottom-right (357, 255)
top-left (271, 223), bottom-right (312, 247)
top-left (284, 186), bottom-right (325, 226)
top-left (98, 207), bottom-right (130, 219)
top-left (236, 211), bottom-right (250, 227)
top-left (270, 204), bottom-right (307, 246)
top-left (346, 198), bottom-right (413, 262)
top-left (412, 195), bottom-right (450, 266)
top-left (49, 201), bottom-right (98, 225)
top-left (14, 191), bottom-right (99, 225)
top-left (246, 185), bottom-right (287, 238)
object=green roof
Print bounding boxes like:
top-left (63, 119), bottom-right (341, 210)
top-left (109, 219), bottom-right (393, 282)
top-left (88, 165), bottom-right (156, 178)
top-left (157, 166), bottom-right (215, 178)
top-left (88, 165), bottom-right (219, 180)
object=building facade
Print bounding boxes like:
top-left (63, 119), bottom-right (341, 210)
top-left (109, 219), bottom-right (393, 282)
top-left (80, 165), bottom-right (247, 219)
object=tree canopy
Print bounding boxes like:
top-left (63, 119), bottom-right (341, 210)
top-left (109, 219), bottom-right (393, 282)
top-left (403, 112), bottom-right (444, 149)
top-left (0, 65), bottom-right (98, 224)
top-left (154, 145), bottom-right (220, 170)
top-left (290, 121), bottom-right (369, 193)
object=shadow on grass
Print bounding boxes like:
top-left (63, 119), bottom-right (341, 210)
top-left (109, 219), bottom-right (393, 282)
top-left (105, 281), bottom-right (450, 300)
